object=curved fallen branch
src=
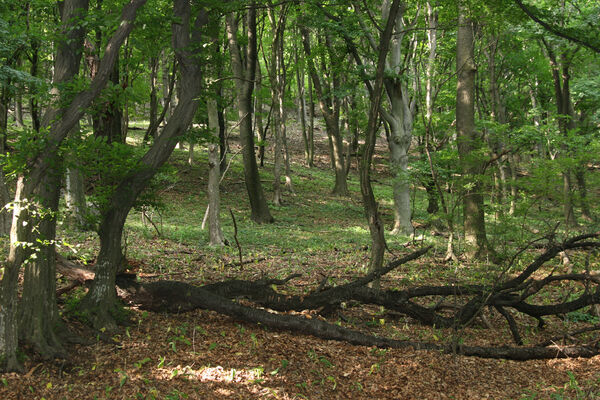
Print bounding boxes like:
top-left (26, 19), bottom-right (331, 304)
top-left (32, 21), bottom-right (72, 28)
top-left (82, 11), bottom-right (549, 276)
top-left (57, 235), bottom-right (600, 360)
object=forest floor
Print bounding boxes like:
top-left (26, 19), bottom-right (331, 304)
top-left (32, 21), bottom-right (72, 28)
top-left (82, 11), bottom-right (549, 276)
top-left (1, 119), bottom-right (600, 399)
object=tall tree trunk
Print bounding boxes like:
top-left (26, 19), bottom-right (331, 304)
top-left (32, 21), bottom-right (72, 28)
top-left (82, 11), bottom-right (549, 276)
top-left (148, 56), bottom-right (159, 139)
top-left (456, 3), bottom-right (493, 259)
top-left (0, 0), bottom-right (147, 371)
top-left (381, 6), bottom-right (417, 236)
top-left (307, 72), bottom-right (315, 167)
top-left (206, 99), bottom-right (225, 246)
top-left (29, 38), bottom-right (41, 132)
top-left (226, 4), bottom-right (274, 223)
top-left (0, 90), bottom-right (12, 235)
top-left (295, 43), bottom-right (310, 166)
top-left (300, 28), bottom-right (348, 195)
top-left (542, 39), bottom-right (578, 227)
top-left (268, 5), bottom-right (289, 205)
top-left (360, 0), bottom-right (401, 278)
top-left (78, 0), bottom-right (207, 329)
top-left (255, 60), bottom-right (266, 167)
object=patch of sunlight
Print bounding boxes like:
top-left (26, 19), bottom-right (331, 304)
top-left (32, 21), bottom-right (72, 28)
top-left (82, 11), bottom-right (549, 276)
top-left (341, 226), bottom-right (369, 234)
top-left (153, 364), bottom-right (265, 385)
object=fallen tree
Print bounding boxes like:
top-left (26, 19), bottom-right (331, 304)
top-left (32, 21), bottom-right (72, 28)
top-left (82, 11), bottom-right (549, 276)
top-left (57, 233), bottom-right (600, 361)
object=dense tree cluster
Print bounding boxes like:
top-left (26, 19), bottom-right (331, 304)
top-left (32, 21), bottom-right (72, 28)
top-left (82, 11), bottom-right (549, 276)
top-left (0, 0), bottom-right (598, 371)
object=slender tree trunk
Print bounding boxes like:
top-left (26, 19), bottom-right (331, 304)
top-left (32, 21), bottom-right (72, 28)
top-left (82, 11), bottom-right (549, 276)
top-left (0, 90), bottom-right (12, 235)
top-left (148, 56), bottom-right (159, 138)
top-left (456, 3), bottom-right (493, 259)
top-left (295, 44), bottom-right (309, 166)
top-left (255, 60), bottom-right (266, 167)
top-left (206, 99), bottom-right (225, 246)
top-left (29, 39), bottom-right (41, 132)
top-left (268, 6), bottom-right (289, 205)
top-left (360, 0), bottom-right (402, 278)
top-left (14, 95), bottom-right (24, 127)
top-left (543, 40), bottom-right (578, 227)
top-left (218, 92), bottom-right (227, 174)
top-left (300, 28), bottom-right (348, 195)
top-left (307, 72), bottom-right (315, 167)
top-left (226, 5), bottom-right (274, 223)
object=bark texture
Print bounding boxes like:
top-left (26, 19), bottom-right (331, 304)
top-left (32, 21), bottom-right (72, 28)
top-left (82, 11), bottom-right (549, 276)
top-left (456, 4), bottom-right (493, 259)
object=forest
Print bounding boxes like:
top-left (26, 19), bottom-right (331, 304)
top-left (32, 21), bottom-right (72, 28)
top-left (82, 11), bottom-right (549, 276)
top-left (0, 0), bottom-right (599, 398)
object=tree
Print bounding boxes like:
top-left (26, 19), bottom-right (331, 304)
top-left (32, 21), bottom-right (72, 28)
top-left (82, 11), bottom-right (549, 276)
top-left (360, 0), bottom-right (402, 276)
top-left (77, 0), bottom-right (208, 330)
top-left (0, 0), bottom-right (147, 372)
top-left (226, 2), bottom-right (274, 223)
top-left (300, 20), bottom-right (349, 196)
top-left (379, 2), bottom-right (418, 236)
top-left (456, 2), bottom-right (494, 260)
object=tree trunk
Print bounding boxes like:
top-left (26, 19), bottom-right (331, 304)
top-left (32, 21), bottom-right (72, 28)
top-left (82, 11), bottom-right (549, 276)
top-left (78, 0), bottom-right (207, 329)
top-left (307, 72), bottom-right (315, 167)
top-left (93, 59), bottom-right (123, 144)
top-left (148, 56), bottom-right (159, 139)
top-left (14, 95), bottom-right (24, 127)
top-left (380, 5), bottom-right (416, 236)
top-left (268, 6), bottom-right (289, 205)
top-left (360, 0), bottom-right (401, 278)
top-left (456, 3), bottom-right (493, 259)
top-left (542, 40), bottom-right (578, 228)
top-left (29, 39), bottom-right (41, 132)
top-left (18, 166), bottom-right (66, 359)
top-left (206, 99), bottom-right (225, 246)
top-left (0, 91), bottom-right (12, 235)
top-left (255, 60), bottom-right (266, 167)
top-left (0, 0), bottom-right (147, 371)
top-left (300, 28), bottom-right (348, 196)
top-left (226, 5), bottom-right (274, 223)
top-left (295, 43), bottom-right (310, 166)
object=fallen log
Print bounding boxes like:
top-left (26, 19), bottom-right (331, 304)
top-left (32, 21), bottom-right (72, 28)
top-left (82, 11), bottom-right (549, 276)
top-left (115, 278), bottom-right (600, 360)
top-left (55, 236), bottom-right (600, 360)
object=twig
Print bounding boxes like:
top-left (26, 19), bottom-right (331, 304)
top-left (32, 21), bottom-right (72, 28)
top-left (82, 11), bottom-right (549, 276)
top-left (536, 325), bottom-right (600, 347)
top-left (230, 209), bottom-right (243, 267)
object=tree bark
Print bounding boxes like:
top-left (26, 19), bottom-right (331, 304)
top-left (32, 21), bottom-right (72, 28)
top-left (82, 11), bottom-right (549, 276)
top-left (226, 5), bottom-right (274, 223)
top-left (456, 3), bottom-right (493, 260)
top-left (206, 99), bottom-right (226, 246)
top-left (380, 3), bottom-right (416, 236)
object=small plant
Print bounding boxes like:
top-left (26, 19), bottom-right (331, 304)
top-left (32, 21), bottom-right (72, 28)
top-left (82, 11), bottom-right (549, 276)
top-left (270, 359), bottom-right (289, 375)
top-left (134, 357), bottom-right (151, 369)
